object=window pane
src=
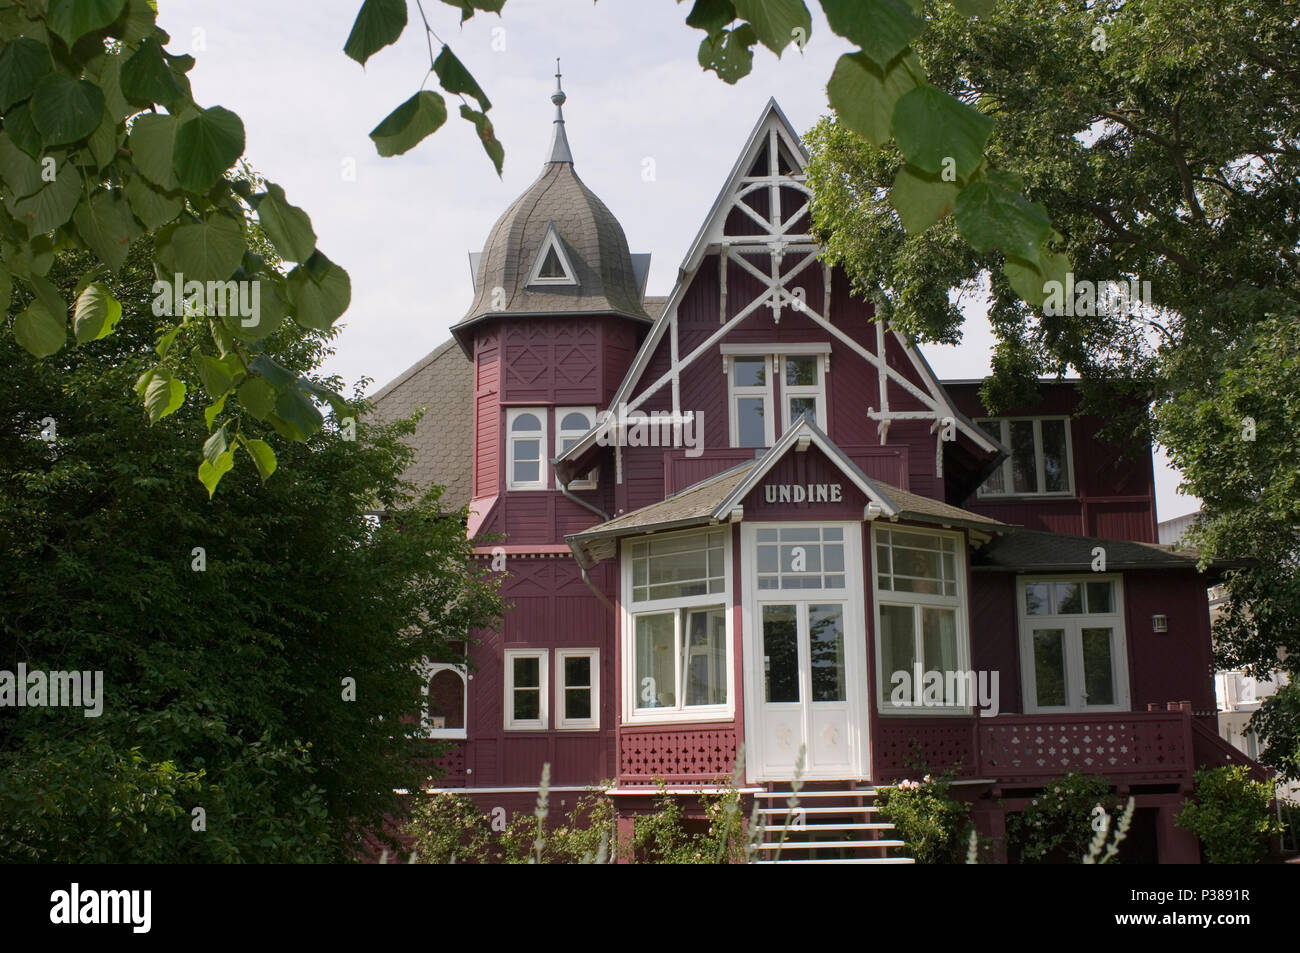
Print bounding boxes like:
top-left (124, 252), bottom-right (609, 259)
top-left (921, 607), bottom-right (958, 678)
top-left (734, 357), bottom-right (766, 387)
top-left (1010, 420), bottom-right (1039, 493)
top-left (514, 688), bottom-right (539, 721)
top-left (635, 614), bottom-right (676, 708)
top-left (762, 605), bottom-right (799, 703)
top-left (538, 247), bottom-right (565, 278)
top-left (560, 411), bottom-right (591, 431)
top-left (513, 460), bottom-right (540, 484)
top-left (684, 608), bottom-right (727, 707)
top-left (880, 604), bottom-right (916, 703)
top-left (1086, 581), bottom-right (1114, 614)
top-left (511, 412), bottom-right (541, 432)
top-left (978, 421), bottom-right (1006, 494)
top-left (1054, 582), bottom-right (1083, 614)
top-left (810, 604), bottom-right (846, 702)
top-left (565, 688), bottom-right (591, 720)
top-left (428, 669), bottom-right (465, 730)
top-left (513, 657), bottom-right (539, 688)
top-left (789, 396), bottom-right (818, 425)
top-left (785, 356), bottom-right (818, 386)
top-left (1081, 627), bottom-right (1116, 705)
top-left (1041, 419), bottom-right (1069, 492)
top-left (1032, 628), bottom-right (1067, 707)
top-left (514, 438), bottom-right (539, 461)
top-left (1025, 582), bottom-right (1050, 615)
top-left (737, 397), bottom-right (767, 447)
top-left (564, 655), bottom-right (591, 689)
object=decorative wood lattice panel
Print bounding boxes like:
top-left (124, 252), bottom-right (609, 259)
top-left (873, 722), bottom-right (978, 782)
top-left (979, 714), bottom-right (1190, 783)
top-left (431, 743), bottom-right (467, 787)
top-left (619, 728), bottom-right (738, 783)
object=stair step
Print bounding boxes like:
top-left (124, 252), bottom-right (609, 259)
top-left (756, 806), bottom-right (880, 815)
top-left (753, 790), bottom-right (879, 798)
top-left (756, 839), bottom-right (906, 851)
top-left (753, 857), bottom-right (915, 865)
top-left (764, 822), bottom-right (896, 833)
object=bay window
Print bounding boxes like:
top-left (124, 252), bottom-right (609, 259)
top-left (1019, 576), bottom-right (1129, 712)
top-left (625, 529), bottom-right (731, 721)
top-left (976, 417), bottom-right (1073, 497)
top-left (873, 526), bottom-right (970, 712)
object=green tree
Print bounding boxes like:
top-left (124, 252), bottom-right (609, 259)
top-left (0, 240), bottom-right (503, 862)
top-left (804, 0), bottom-right (1300, 769)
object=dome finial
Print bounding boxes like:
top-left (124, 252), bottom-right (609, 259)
top-left (547, 57), bottom-right (573, 164)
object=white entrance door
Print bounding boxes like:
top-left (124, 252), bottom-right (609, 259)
top-left (742, 524), bottom-right (867, 781)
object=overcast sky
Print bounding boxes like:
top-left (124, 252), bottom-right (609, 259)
top-left (158, 0), bottom-right (1197, 519)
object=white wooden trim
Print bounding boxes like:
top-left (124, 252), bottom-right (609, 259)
top-left (504, 648), bottom-right (549, 730)
top-left (720, 342), bottom-right (831, 357)
top-left (419, 661), bottom-right (467, 740)
top-left (728, 354), bottom-right (775, 448)
top-left (556, 648), bottom-right (600, 731)
top-left (506, 407), bottom-right (548, 491)
top-left (556, 406), bottom-right (597, 490)
top-left (525, 223), bottom-right (578, 286)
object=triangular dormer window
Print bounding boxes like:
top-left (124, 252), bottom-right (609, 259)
top-left (526, 223), bottom-right (579, 286)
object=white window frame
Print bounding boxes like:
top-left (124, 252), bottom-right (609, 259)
top-left (727, 354), bottom-right (775, 449)
top-left (506, 407), bottom-right (548, 491)
top-left (872, 525), bottom-right (973, 716)
top-left (419, 661), bottom-right (468, 740)
top-left (621, 527), bottom-right (734, 725)
top-left (556, 648), bottom-right (600, 731)
top-left (779, 353), bottom-right (827, 432)
top-left (526, 225), bottom-right (578, 287)
top-left (975, 416), bottom-right (1075, 498)
top-left (556, 406), bottom-right (597, 490)
top-left (504, 648), bottom-right (549, 730)
top-left (1017, 574), bottom-right (1130, 714)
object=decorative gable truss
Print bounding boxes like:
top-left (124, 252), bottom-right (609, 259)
top-left (554, 100), bottom-right (1004, 486)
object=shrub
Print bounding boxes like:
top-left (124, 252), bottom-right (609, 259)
top-left (876, 774), bottom-right (973, 863)
top-left (1176, 765), bottom-right (1282, 863)
top-left (1006, 773), bottom-right (1116, 863)
top-left (402, 792), bottom-right (495, 863)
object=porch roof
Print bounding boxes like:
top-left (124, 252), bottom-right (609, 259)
top-left (970, 528), bottom-right (1237, 573)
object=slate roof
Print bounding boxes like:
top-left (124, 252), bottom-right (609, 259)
top-left (972, 529), bottom-right (1209, 573)
top-left (451, 160), bottom-right (650, 355)
top-left (366, 338), bottom-right (475, 512)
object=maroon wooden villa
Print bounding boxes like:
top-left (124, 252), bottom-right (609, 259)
top-left (368, 75), bottom-right (1264, 863)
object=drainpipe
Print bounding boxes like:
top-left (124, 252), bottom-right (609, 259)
top-left (556, 471), bottom-right (613, 610)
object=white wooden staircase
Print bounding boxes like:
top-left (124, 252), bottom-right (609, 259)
top-left (751, 784), bottom-right (914, 864)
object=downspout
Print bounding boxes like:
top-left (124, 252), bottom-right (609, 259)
top-left (556, 469), bottom-right (614, 611)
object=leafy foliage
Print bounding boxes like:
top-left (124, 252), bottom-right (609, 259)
top-left (1175, 766), bottom-right (1283, 864)
top-left (876, 773), bottom-right (973, 863)
top-left (0, 243), bottom-right (504, 861)
top-left (1005, 773), bottom-right (1117, 864)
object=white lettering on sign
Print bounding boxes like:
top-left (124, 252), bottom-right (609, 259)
top-left (763, 483), bottom-right (842, 504)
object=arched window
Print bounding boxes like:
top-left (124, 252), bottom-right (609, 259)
top-left (421, 663), bottom-right (467, 739)
top-left (507, 408), bottom-right (547, 490)
top-left (556, 407), bottom-right (597, 489)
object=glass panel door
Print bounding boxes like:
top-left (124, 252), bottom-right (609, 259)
top-left (1032, 628), bottom-right (1068, 708)
top-left (1080, 627), bottom-right (1116, 706)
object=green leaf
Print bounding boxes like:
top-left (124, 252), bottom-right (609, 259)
top-left (891, 85), bottom-right (993, 179)
top-left (0, 263), bottom-right (10, 313)
top-left (172, 106), bottom-right (245, 194)
top-left (951, 0), bottom-right (996, 16)
top-left (158, 214), bottom-right (246, 282)
top-left (826, 51), bottom-right (920, 146)
top-left (731, 0), bottom-right (809, 56)
top-left (202, 420), bottom-right (230, 465)
top-left (73, 189), bottom-right (142, 271)
top-left (822, 0), bottom-right (923, 68)
top-left (256, 183), bottom-right (316, 262)
top-left (5, 234), bottom-right (55, 278)
top-left (697, 24), bottom-right (757, 84)
top-left (954, 177), bottom-right (1052, 260)
top-left (5, 102), bottom-right (42, 158)
top-left (13, 301), bottom-right (65, 357)
top-left (30, 73), bottom-right (104, 147)
top-left (1004, 248), bottom-right (1069, 308)
top-left (116, 0), bottom-right (159, 43)
top-left (125, 175), bottom-right (182, 228)
top-left (248, 354), bottom-right (297, 390)
top-left (25, 273), bottom-right (68, 328)
top-left (120, 36), bottom-right (185, 107)
top-left (459, 105), bottom-right (503, 177)
top-left (242, 437), bottom-right (276, 481)
top-left (96, 50), bottom-right (131, 121)
top-left (5, 154), bottom-right (79, 235)
top-left (47, 0), bottom-right (126, 47)
top-left (237, 376), bottom-right (277, 419)
top-left (143, 367), bottom-right (186, 421)
top-left (204, 391), bottom-right (228, 430)
top-left (0, 36), bottom-right (51, 111)
top-left (299, 377), bottom-right (351, 417)
top-left (86, 107), bottom-right (119, 169)
top-left (272, 387), bottom-right (324, 441)
top-left (197, 448), bottom-right (234, 498)
top-left (432, 45), bottom-right (490, 112)
top-left (891, 164), bottom-right (960, 234)
top-left (437, 0), bottom-right (506, 21)
top-left (369, 90), bottom-right (447, 158)
top-left (286, 253), bottom-right (351, 330)
top-left (685, 0), bottom-right (737, 36)
top-left (196, 352), bottom-right (238, 397)
top-left (155, 324), bottom-right (182, 358)
top-left (128, 112), bottom-right (179, 190)
top-left (0, 131), bottom-right (42, 197)
top-left (226, 277), bottom-right (286, 342)
top-left (72, 281), bottom-right (123, 342)
top-left (344, 0), bottom-right (407, 66)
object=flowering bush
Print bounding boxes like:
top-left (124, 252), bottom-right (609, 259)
top-left (876, 773), bottom-right (972, 863)
top-left (1005, 773), bottom-right (1116, 864)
